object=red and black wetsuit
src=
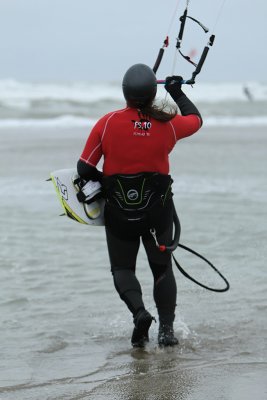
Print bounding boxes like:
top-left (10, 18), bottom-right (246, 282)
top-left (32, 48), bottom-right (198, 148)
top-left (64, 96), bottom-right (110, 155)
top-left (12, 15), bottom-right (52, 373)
top-left (79, 107), bottom-right (201, 176)
top-left (77, 93), bottom-right (202, 335)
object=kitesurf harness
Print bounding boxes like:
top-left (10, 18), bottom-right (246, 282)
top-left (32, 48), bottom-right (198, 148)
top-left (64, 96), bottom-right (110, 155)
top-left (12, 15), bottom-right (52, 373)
top-left (150, 209), bottom-right (230, 293)
top-left (102, 173), bottom-right (172, 213)
top-left (153, 0), bottom-right (226, 85)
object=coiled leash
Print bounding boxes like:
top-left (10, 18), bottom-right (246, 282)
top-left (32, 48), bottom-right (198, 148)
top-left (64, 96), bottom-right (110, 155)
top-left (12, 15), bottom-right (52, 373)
top-left (150, 209), bottom-right (230, 293)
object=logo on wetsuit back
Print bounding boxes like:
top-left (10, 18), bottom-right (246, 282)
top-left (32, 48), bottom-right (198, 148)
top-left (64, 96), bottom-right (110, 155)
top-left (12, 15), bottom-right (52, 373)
top-left (127, 189), bottom-right (139, 201)
top-left (131, 118), bottom-right (152, 137)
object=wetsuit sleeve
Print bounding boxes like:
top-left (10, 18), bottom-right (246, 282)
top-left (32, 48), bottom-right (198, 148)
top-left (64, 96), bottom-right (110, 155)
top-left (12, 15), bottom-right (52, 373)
top-left (176, 94), bottom-right (202, 126)
top-left (170, 114), bottom-right (201, 141)
top-left (79, 117), bottom-right (107, 166)
top-left (167, 84), bottom-right (202, 141)
top-left (77, 160), bottom-right (103, 182)
top-left (165, 76), bottom-right (202, 126)
top-left (77, 116), bottom-right (107, 181)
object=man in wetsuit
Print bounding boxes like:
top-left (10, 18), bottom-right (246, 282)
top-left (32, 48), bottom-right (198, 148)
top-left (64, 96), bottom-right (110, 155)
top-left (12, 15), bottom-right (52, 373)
top-left (77, 64), bottom-right (202, 347)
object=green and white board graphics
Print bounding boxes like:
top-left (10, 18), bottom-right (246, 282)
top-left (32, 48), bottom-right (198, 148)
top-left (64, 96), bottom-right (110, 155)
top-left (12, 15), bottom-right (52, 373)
top-left (50, 168), bottom-right (104, 226)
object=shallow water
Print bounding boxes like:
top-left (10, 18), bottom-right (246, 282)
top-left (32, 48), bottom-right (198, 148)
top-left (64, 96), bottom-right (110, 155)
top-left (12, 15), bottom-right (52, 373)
top-left (0, 125), bottom-right (266, 399)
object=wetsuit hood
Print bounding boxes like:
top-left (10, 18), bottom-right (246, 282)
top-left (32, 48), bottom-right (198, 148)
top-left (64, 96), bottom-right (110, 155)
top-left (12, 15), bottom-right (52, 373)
top-left (122, 63), bottom-right (157, 108)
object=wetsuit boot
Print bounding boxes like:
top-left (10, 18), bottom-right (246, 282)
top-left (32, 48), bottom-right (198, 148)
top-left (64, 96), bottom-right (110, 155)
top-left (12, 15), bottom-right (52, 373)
top-left (158, 323), bottom-right (179, 347)
top-left (131, 309), bottom-right (154, 347)
top-left (153, 266), bottom-right (179, 346)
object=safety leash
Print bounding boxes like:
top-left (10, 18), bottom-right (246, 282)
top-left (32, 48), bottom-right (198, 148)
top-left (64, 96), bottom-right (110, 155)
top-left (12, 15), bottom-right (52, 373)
top-left (149, 209), bottom-right (230, 293)
top-left (171, 244), bottom-right (230, 292)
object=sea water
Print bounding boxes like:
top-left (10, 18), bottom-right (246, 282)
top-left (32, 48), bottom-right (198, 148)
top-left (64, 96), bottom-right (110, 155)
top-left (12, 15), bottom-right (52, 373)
top-left (0, 79), bottom-right (266, 127)
top-left (0, 80), bottom-right (266, 399)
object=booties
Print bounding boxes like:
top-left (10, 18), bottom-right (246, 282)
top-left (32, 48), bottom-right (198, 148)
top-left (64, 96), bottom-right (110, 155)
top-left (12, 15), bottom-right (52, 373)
top-left (131, 309), bottom-right (154, 348)
top-left (158, 324), bottom-right (179, 347)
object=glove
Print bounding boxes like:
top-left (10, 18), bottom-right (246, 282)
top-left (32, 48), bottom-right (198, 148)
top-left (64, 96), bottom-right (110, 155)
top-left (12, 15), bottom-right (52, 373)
top-left (77, 159), bottom-right (103, 183)
top-left (165, 76), bottom-right (202, 122)
top-left (164, 76), bottom-right (184, 101)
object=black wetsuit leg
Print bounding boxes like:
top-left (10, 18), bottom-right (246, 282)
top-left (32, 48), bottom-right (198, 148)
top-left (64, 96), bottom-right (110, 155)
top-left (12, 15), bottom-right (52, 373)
top-left (104, 199), bottom-right (180, 322)
top-left (105, 225), bottom-right (145, 316)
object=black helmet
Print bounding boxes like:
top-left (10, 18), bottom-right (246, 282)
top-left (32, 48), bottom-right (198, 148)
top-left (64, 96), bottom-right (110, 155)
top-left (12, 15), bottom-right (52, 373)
top-left (122, 63), bottom-right (157, 108)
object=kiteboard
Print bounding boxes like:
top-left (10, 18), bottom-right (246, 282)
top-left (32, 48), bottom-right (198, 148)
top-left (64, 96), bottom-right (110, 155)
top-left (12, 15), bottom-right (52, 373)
top-left (50, 168), bottom-right (105, 226)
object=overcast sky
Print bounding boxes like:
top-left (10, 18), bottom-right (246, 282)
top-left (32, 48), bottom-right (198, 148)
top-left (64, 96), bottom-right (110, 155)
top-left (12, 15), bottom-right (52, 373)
top-left (0, 0), bottom-right (266, 83)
